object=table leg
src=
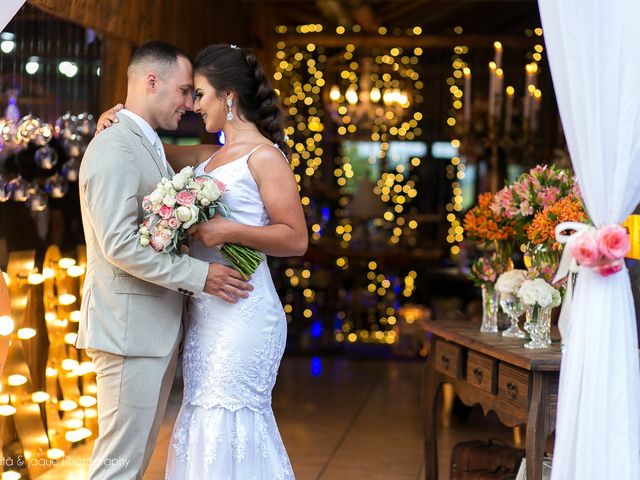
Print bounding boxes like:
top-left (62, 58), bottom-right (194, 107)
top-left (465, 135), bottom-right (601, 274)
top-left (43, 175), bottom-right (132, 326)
top-left (423, 338), bottom-right (442, 480)
top-left (526, 372), bottom-right (548, 480)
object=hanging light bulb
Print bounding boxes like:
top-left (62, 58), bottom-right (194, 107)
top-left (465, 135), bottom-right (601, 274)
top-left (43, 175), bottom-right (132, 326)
top-left (370, 87), bottom-right (381, 102)
top-left (0, 32), bottom-right (16, 54)
top-left (61, 157), bottom-right (81, 181)
top-left (329, 85), bottom-right (341, 102)
top-left (345, 87), bottom-right (358, 105)
top-left (25, 56), bottom-right (40, 75)
top-left (76, 113), bottom-right (96, 136)
top-left (63, 135), bottom-right (83, 157)
top-left (27, 187), bottom-right (48, 212)
top-left (17, 115), bottom-right (41, 143)
top-left (35, 144), bottom-right (59, 169)
top-left (55, 113), bottom-right (76, 139)
top-left (45, 173), bottom-right (68, 198)
top-left (33, 123), bottom-right (54, 146)
top-left (1, 120), bottom-right (19, 146)
top-left (8, 176), bottom-right (29, 202)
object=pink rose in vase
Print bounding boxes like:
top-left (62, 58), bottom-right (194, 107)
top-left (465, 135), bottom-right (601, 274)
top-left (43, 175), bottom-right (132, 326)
top-left (176, 190), bottom-right (196, 206)
top-left (569, 231), bottom-right (600, 267)
top-left (596, 224), bottom-right (630, 260)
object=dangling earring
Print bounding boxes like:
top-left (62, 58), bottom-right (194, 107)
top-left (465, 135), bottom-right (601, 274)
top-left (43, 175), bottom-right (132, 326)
top-left (226, 97), bottom-right (234, 121)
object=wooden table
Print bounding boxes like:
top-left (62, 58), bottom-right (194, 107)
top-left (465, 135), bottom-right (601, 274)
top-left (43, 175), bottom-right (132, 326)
top-left (423, 320), bottom-right (561, 480)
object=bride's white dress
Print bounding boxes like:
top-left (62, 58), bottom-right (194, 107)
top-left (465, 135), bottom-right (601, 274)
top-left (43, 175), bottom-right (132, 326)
top-left (165, 145), bottom-right (295, 479)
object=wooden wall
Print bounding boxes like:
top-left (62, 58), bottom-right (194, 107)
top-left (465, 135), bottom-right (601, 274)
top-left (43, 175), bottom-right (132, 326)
top-left (26, 0), bottom-right (275, 112)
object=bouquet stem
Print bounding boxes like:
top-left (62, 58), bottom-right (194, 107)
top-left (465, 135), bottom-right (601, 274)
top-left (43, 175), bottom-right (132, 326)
top-left (220, 243), bottom-right (263, 279)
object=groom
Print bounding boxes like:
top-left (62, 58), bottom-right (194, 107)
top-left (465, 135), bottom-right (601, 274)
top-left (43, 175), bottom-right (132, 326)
top-left (77, 41), bottom-right (253, 479)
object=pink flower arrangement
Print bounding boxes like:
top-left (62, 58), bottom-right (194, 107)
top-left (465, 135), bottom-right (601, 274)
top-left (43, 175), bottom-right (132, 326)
top-left (490, 165), bottom-right (578, 243)
top-left (569, 224), bottom-right (630, 277)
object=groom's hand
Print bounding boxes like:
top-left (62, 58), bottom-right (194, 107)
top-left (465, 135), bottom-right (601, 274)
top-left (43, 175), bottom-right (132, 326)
top-left (204, 263), bottom-right (253, 303)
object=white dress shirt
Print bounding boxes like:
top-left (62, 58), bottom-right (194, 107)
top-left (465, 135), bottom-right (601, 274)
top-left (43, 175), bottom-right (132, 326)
top-left (120, 109), bottom-right (170, 176)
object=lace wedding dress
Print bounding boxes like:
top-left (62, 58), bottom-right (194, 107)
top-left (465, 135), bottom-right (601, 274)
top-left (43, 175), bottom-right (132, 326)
top-left (165, 145), bottom-right (295, 479)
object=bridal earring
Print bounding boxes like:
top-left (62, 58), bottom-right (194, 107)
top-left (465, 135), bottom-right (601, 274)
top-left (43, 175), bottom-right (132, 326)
top-left (226, 98), bottom-right (234, 121)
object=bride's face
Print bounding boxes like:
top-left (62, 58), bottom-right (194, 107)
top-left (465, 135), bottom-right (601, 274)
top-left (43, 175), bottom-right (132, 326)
top-left (193, 73), bottom-right (228, 133)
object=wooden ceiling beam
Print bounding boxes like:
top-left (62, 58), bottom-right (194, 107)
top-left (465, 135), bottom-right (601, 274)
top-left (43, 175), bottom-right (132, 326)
top-left (276, 33), bottom-right (536, 48)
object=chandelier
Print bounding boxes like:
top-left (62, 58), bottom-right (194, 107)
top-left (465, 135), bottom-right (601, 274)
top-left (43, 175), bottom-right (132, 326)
top-left (326, 56), bottom-right (413, 132)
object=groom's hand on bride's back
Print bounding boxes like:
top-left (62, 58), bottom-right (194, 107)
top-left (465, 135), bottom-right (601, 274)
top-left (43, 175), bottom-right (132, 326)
top-left (204, 263), bottom-right (253, 303)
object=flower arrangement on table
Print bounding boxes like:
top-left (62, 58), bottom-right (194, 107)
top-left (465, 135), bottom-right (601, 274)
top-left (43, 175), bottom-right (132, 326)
top-left (489, 165), bottom-right (580, 281)
top-left (137, 166), bottom-right (263, 279)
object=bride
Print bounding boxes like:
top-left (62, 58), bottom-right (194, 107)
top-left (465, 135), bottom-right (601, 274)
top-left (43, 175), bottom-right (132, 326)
top-left (104, 44), bottom-right (305, 479)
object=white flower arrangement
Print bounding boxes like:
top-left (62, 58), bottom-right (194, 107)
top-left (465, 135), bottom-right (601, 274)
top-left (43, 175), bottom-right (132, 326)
top-left (517, 278), bottom-right (561, 308)
top-left (495, 269), bottom-right (528, 295)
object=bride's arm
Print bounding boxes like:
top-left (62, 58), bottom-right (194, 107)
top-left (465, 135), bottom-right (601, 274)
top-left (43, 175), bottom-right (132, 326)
top-left (188, 146), bottom-right (308, 257)
top-left (163, 144), bottom-right (220, 170)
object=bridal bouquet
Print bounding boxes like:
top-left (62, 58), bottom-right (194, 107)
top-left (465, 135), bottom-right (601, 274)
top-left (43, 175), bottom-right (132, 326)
top-left (137, 166), bottom-right (263, 279)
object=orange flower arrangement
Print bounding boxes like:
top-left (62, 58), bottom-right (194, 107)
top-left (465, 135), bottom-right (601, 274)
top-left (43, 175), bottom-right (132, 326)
top-left (464, 192), bottom-right (516, 244)
top-left (526, 195), bottom-right (588, 249)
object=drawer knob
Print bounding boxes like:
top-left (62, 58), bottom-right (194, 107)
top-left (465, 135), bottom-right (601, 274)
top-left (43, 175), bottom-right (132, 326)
top-left (506, 381), bottom-right (519, 399)
top-left (472, 367), bottom-right (484, 382)
top-left (440, 354), bottom-right (450, 369)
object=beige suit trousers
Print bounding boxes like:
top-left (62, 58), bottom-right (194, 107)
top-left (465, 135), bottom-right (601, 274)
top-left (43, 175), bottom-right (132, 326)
top-left (86, 328), bottom-right (180, 480)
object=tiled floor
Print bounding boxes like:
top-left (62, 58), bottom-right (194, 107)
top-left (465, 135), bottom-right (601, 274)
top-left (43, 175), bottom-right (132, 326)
top-left (37, 357), bottom-right (514, 480)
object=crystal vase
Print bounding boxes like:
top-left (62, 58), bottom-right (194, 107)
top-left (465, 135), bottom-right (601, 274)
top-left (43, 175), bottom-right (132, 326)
top-left (499, 292), bottom-right (526, 338)
top-left (480, 283), bottom-right (499, 333)
top-left (523, 304), bottom-right (552, 349)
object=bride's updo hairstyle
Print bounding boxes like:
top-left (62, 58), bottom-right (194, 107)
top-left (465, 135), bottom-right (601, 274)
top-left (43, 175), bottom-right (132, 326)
top-left (193, 44), bottom-right (289, 156)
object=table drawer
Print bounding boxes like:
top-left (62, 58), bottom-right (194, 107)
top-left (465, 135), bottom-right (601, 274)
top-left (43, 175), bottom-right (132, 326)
top-left (466, 351), bottom-right (497, 394)
top-left (434, 339), bottom-right (462, 379)
top-left (499, 364), bottom-right (530, 409)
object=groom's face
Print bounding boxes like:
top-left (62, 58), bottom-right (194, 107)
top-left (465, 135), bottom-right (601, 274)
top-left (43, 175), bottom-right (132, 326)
top-left (153, 56), bottom-right (194, 130)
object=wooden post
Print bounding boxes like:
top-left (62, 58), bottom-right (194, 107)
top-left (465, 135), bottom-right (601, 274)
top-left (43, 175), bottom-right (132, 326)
top-left (99, 35), bottom-right (133, 113)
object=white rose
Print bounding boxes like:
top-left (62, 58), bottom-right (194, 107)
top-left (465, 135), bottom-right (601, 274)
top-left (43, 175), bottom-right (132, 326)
top-left (496, 269), bottom-right (527, 294)
top-left (200, 181), bottom-right (222, 202)
top-left (148, 190), bottom-right (163, 205)
top-left (175, 205), bottom-right (193, 223)
top-left (537, 289), bottom-right (553, 307)
top-left (199, 197), bottom-right (211, 207)
top-left (163, 194), bottom-right (176, 207)
top-left (175, 205), bottom-right (199, 228)
top-left (180, 166), bottom-right (195, 178)
top-left (171, 173), bottom-right (188, 190)
top-left (187, 180), bottom-right (203, 191)
top-left (517, 280), bottom-right (537, 306)
top-left (551, 289), bottom-right (562, 307)
top-left (139, 235), bottom-right (150, 247)
top-left (139, 226), bottom-right (150, 236)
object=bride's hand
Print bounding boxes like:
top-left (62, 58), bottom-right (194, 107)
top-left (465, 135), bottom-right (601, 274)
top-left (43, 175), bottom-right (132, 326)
top-left (188, 216), bottom-right (236, 247)
top-left (95, 103), bottom-right (124, 135)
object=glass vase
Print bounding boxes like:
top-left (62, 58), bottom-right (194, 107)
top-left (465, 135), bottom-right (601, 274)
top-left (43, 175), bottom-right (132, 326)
top-left (499, 292), bottom-right (526, 338)
top-left (524, 242), bottom-right (560, 283)
top-left (523, 304), bottom-right (552, 349)
top-left (480, 283), bottom-right (499, 333)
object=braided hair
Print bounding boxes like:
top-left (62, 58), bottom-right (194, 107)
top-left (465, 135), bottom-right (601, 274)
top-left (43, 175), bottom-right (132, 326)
top-left (193, 44), bottom-right (289, 156)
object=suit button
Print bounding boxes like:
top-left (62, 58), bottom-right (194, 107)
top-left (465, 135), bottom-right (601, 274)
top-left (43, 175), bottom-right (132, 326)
top-left (178, 287), bottom-right (184, 293)
top-left (188, 291), bottom-right (194, 296)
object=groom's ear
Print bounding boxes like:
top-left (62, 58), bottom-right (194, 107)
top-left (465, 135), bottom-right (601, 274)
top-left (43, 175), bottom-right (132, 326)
top-left (145, 73), bottom-right (159, 93)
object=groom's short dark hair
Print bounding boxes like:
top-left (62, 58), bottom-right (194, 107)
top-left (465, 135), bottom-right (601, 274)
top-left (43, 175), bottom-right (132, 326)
top-left (128, 41), bottom-right (191, 78)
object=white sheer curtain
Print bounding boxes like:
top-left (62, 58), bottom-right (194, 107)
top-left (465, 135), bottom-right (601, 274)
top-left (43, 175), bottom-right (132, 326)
top-left (538, 1), bottom-right (640, 478)
top-left (1, 1), bottom-right (25, 32)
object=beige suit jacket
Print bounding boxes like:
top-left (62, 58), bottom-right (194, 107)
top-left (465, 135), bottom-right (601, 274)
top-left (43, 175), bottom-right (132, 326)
top-left (76, 112), bottom-right (209, 357)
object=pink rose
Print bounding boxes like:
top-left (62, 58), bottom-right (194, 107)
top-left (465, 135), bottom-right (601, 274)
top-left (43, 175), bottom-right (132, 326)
top-left (176, 190), bottom-right (196, 206)
top-left (596, 224), bottom-right (630, 260)
top-left (570, 232), bottom-right (600, 267)
top-left (195, 177), bottom-right (207, 185)
top-left (596, 259), bottom-right (624, 277)
top-left (214, 178), bottom-right (226, 194)
top-left (150, 237), bottom-right (164, 252)
top-left (142, 198), bottom-right (153, 212)
top-left (168, 217), bottom-right (181, 229)
top-left (158, 205), bottom-right (173, 220)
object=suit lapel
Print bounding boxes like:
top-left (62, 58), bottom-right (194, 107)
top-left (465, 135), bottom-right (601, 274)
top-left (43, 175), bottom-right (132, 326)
top-left (116, 112), bottom-right (168, 178)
